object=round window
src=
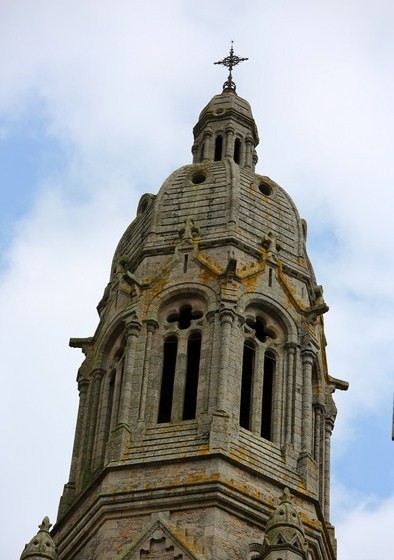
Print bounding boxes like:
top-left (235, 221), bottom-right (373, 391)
top-left (258, 182), bottom-right (272, 196)
top-left (191, 172), bottom-right (207, 184)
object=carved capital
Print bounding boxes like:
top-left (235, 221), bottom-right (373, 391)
top-left (125, 320), bottom-right (142, 339)
top-left (219, 307), bottom-right (236, 324)
top-left (77, 378), bottom-right (89, 395)
top-left (301, 347), bottom-right (317, 366)
top-left (91, 368), bottom-right (105, 380)
top-left (284, 341), bottom-right (298, 354)
top-left (145, 318), bottom-right (159, 333)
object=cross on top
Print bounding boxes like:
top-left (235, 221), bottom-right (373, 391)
top-left (214, 41), bottom-right (248, 91)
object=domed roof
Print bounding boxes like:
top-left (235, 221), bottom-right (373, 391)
top-left (193, 88), bottom-right (259, 146)
top-left (112, 159), bottom-right (311, 281)
top-left (111, 89), bottom-right (316, 288)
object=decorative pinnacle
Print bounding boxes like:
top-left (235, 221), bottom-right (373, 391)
top-left (214, 41), bottom-right (248, 91)
top-left (279, 487), bottom-right (292, 504)
top-left (38, 517), bottom-right (52, 532)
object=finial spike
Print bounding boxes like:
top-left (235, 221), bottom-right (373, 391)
top-left (214, 42), bottom-right (248, 91)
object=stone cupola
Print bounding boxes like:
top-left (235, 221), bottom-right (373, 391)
top-left (191, 88), bottom-right (259, 171)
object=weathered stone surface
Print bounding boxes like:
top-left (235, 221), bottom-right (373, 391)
top-left (20, 517), bottom-right (58, 560)
top-left (22, 84), bottom-right (348, 560)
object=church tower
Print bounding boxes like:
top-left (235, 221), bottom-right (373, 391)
top-left (21, 47), bottom-right (347, 560)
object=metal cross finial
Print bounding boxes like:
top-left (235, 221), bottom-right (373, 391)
top-left (214, 41), bottom-right (248, 91)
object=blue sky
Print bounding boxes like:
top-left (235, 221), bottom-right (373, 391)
top-left (1, 2), bottom-right (394, 558)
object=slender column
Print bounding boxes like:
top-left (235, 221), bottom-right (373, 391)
top-left (217, 309), bottom-right (235, 413)
top-left (252, 149), bottom-right (258, 172)
top-left (68, 378), bottom-right (89, 485)
top-left (110, 362), bottom-right (123, 432)
top-left (118, 321), bottom-right (141, 426)
top-left (138, 320), bottom-right (158, 421)
top-left (301, 349), bottom-right (315, 454)
top-left (84, 368), bottom-right (104, 475)
top-left (251, 344), bottom-right (264, 435)
top-left (324, 418), bottom-right (334, 520)
top-left (285, 343), bottom-right (297, 444)
top-left (191, 141), bottom-right (198, 164)
top-left (203, 129), bottom-right (213, 161)
top-left (224, 126), bottom-right (235, 158)
top-left (202, 311), bottom-right (215, 413)
top-left (244, 136), bottom-right (254, 169)
top-left (315, 405), bottom-right (325, 506)
top-left (172, 334), bottom-right (188, 421)
top-left (314, 405), bottom-right (322, 463)
top-left (272, 353), bottom-right (283, 445)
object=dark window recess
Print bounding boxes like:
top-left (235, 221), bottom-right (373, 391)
top-left (259, 182), bottom-right (272, 196)
top-left (247, 316), bottom-right (268, 343)
top-left (240, 341), bottom-right (255, 430)
top-left (105, 371), bottom-right (116, 442)
top-left (234, 138), bottom-right (241, 164)
top-left (167, 305), bottom-right (203, 330)
top-left (183, 333), bottom-right (201, 420)
top-left (200, 142), bottom-right (205, 161)
top-left (268, 268), bottom-right (273, 287)
top-left (158, 337), bottom-right (178, 423)
top-left (214, 135), bottom-right (223, 161)
top-left (261, 352), bottom-right (275, 440)
top-left (183, 254), bottom-right (188, 273)
top-left (191, 172), bottom-right (206, 184)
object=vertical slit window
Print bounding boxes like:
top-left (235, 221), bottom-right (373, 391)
top-left (240, 341), bottom-right (255, 430)
top-left (183, 333), bottom-right (201, 420)
top-left (105, 371), bottom-right (116, 443)
top-left (214, 135), bottom-right (223, 161)
top-left (158, 337), bottom-right (178, 423)
top-left (261, 352), bottom-right (275, 440)
top-left (200, 141), bottom-right (205, 162)
top-left (234, 138), bottom-right (241, 164)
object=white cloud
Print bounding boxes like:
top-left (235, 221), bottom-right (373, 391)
top-left (336, 496), bottom-right (394, 560)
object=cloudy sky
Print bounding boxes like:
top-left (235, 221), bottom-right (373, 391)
top-left (1, 1), bottom-right (393, 558)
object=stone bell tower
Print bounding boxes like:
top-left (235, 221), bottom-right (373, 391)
top-left (21, 47), bottom-right (347, 560)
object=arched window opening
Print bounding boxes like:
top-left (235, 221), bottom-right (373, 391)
top-left (234, 138), bottom-right (241, 164)
top-left (214, 135), bottom-right (223, 161)
top-left (240, 341), bottom-right (255, 430)
top-left (183, 333), bottom-right (202, 420)
top-left (158, 337), bottom-right (178, 423)
top-left (261, 352), bottom-right (275, 440)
